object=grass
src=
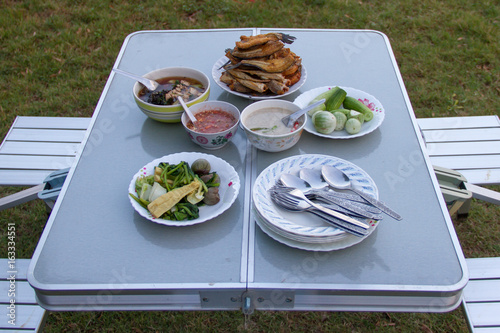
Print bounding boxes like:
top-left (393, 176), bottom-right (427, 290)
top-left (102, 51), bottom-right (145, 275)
top-left (1, 0), bottom-right (499, 331)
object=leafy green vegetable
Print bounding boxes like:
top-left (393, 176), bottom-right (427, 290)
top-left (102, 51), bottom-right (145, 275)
top-left (129, 193), bottom-right (149, 209)
top-left (130, 160), bottom-right (221, 221)
top-left (135, 175), bottom-right (154, 193)
top-left (164, 202), bottom-right (200, 220)
top-left (251, 125), bottom-right (278, 133)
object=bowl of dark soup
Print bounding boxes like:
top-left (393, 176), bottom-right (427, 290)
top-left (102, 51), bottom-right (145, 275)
top-left (133, 67), bottom-right (210, 122)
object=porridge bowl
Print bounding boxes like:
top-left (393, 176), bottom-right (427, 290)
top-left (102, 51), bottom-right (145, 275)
top-left (241, 100), bottom-right (307, 152)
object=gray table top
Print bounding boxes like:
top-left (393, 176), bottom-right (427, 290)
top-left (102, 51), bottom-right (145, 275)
top-left (28, 28), bottom-right (467, 312)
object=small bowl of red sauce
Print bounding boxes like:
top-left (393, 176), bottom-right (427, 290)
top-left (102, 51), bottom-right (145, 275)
top-left (181, 101), bottom-right (240, 150)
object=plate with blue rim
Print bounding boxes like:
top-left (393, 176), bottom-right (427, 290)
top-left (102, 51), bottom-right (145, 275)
top-left (252, 154), bottom-right (381, 251)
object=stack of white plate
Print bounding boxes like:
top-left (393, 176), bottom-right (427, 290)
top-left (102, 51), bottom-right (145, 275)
top-left (252, 154), bottom-right (380, 251)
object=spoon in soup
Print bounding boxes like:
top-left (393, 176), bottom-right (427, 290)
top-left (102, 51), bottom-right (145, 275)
top-left (112, 68), bottom-right (159, 91)
top-left (178, 97), bottom-right (198, 126)
top-left (281, 98), bottom-right (325, 127)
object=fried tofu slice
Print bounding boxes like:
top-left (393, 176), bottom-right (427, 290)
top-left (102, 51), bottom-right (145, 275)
top-left (147, 181), bottom-right (200, 218)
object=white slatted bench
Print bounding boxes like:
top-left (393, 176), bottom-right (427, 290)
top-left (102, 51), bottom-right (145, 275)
top-left (463, 257), bottom-right (500, 332)
top-left (418, 116), bottom-right (500, 332)
top-left (0, 259), bottom-right (47, 332)
top-left (418, 116), bottom-right (500, 215)
top-left (0, 116), bottom-right (91, 210)
top-left (418, 115), bottom-right (500, 186)
top-left (0, 116), bottom-right (91, 186)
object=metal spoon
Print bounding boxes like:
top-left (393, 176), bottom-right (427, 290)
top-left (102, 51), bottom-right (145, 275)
top-left (279, 175), bottom-right (382, 220)
top-left (281, 99), bottom-right (325, 127)
top-left (299, 168), bottom-right (367, 204)
top-left (321, 165), bottom-right (403, 221)
top-left (178, 96), bottom-right (198, 125)
top-left (279, 174), bottom-right (363, 216)
top-left (282, 172), bottom-right (382, 219)
top-left (112, 68), bottom-right (159, 91)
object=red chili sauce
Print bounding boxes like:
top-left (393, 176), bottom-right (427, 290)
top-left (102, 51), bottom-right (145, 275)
top-left (187, 109), bottom-right (237, 133)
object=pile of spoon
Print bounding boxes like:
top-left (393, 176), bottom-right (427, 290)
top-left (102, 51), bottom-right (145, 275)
top-left (269, 165), bottom-right (402, 237)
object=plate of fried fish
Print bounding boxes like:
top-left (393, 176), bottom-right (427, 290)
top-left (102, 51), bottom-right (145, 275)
top-left (212, 32), bottom-right (307, 100)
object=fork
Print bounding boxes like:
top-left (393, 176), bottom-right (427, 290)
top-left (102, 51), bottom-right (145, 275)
top-left (271, 187), bottom-right (370, 230)
top-left (285, 189), bottom-right (370, 229)
top-left (269, 190), bottom-right (369, 237)
top-left (272, 184), bottom-right (380, 219)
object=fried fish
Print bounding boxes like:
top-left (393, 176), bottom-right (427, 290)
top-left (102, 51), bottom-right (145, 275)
top-left (235, 32), bottom-right (296, 49)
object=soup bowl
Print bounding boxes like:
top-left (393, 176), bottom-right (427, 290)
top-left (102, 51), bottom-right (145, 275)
top-left (181, 101), bottom-right (240, 150)
top-left (133, 67), bottom-right (210, 122)
top-left (241, 100), bottom-right (307, 152)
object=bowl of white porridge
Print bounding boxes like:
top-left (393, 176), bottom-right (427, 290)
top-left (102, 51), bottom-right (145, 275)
top-left (241, 100), bottom-right (307, 152)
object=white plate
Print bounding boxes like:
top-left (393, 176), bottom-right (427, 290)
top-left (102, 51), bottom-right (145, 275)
top-left (293, 86), bottom-right (385, 139)
top-left (255, 211), bottom-right (379, 252)
top-left (252, 154), bottom-right (380, 250)
top-left (212, 56), bottom-right (307, 100)
top-left (253, 204), bottom-right (347, 244)
top-left (128, 152), bottom-right (240, 226)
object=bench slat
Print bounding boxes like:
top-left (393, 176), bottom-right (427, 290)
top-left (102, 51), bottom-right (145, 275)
top-left (426, 141), bottom-right (500, 156)
top-left (467, 258), bottom-right (500, 279)
top-left (0, 304), bottom-right (46, 330)
top-left (428, 155), bottom-right (500, 170)
top-left (0, 141), bottom-right (82, 156)
top-left (0, 259), bottom-right (46, 331)
top-left (6, 128), bottom-right (87, 143)
top-left (0, 155), bottom-right (75, 170)
top-left (422, 128), bottom-right (500, 143)
top-left (14, 116), bottom-right (91, 130)
top-left (456, 169), bottom-right (500, 186)
top-left (465, 302), bottom-right (500, 328)
top-left (418, 115), bottom-right (500, 130)
top-left (0, 170), bottom-right (54, 186)
top-left (474, 328), bottom-right (500, 333)
top-left (0, 281), bottom-right (38, 304)
top-left (463, 280), bottom-right (500, 302)
top-left (0, 259), bottom-right (31, 280)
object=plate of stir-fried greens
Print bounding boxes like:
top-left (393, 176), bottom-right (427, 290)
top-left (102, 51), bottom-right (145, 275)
top-left (128, 152), bottom-right (240, 226)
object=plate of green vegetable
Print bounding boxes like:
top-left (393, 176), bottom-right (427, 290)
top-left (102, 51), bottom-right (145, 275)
top-left (128, 152), bottom-right (240, 226)
top-left (293, 86), bottom-right (385, 139)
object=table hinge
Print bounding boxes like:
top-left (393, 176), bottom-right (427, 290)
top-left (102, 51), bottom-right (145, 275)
top-left (241, 290), bottom-right (295, 313)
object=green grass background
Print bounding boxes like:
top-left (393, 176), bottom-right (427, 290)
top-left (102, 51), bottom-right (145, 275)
top-left (1, 0), bottom-right (499, 331)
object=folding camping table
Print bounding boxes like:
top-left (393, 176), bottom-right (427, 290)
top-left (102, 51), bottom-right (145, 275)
top-left (27, 28), bottom-right (467, 313)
